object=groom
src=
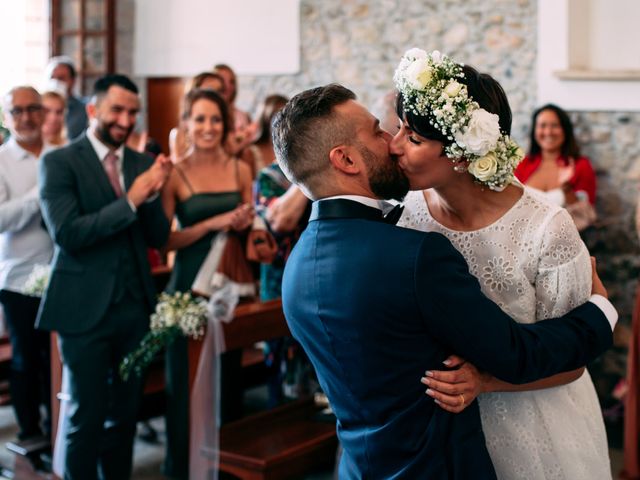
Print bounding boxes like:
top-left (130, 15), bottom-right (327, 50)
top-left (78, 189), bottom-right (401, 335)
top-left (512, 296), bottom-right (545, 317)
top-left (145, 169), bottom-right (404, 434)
top-left (272, 84), bottom-right (617, 480)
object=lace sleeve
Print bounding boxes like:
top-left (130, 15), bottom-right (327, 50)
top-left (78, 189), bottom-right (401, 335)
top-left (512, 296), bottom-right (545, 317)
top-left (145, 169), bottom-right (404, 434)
top-left (535, 208), bottom-right (592, 320)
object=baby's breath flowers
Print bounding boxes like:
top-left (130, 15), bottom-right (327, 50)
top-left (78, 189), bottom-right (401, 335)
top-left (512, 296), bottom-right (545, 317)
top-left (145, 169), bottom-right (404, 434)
top-left (394, 48), bottom-right (524, 191)
top-left (120, 292), bottom-right (208, 381)
top-left (24, 264), bottom-right (51, 297)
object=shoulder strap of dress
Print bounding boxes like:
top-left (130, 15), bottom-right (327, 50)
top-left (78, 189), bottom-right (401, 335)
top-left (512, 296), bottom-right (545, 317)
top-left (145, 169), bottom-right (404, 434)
top-left (234, 158), bottom-right (241, 191)
top-left (175, 164), bottom-right (195, 194)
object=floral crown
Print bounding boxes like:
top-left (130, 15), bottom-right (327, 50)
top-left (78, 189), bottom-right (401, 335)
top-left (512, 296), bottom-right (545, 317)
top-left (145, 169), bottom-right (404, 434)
top-left (393, 48), bottom-right (524, 191)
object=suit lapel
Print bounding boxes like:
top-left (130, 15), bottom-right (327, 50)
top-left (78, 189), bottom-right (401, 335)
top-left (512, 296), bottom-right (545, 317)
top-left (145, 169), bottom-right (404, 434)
top-left (121, 148), bottom-right (138, 192)
top-left (75, 136), bottom-right (118, 202)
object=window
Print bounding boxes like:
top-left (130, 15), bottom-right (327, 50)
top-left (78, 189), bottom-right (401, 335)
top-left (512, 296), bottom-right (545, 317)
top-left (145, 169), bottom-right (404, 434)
top-left (0, 0), bottom-right (49, 96)
top-left (560, 0), bottom-right (640, 79)
top-left (50, 0), bottom-right (115, 95)
top-left (537, 0), bottom-right (640, 110)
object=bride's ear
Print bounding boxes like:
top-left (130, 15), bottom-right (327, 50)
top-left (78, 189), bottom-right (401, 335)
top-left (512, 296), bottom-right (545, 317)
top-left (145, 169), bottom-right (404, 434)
top-left (329, 145), bottom-right (360, 175)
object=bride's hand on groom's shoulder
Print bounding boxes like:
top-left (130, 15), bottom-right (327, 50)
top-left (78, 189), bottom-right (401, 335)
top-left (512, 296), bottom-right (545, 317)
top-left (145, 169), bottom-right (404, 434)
top-left (420, 355), bottom-right (491, 413)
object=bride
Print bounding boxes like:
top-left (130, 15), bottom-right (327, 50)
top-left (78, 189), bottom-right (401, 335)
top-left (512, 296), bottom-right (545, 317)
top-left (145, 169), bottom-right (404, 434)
top-left (391, 48), bottom-right (611, 479)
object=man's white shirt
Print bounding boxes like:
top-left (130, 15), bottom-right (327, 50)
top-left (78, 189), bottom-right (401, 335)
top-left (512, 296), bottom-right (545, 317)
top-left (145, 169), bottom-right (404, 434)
top-left (0, 138), bottom-right (53, 293)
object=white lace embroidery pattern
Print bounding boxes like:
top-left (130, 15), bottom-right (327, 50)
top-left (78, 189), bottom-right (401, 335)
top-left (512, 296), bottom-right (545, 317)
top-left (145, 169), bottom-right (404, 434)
top-left (399, 188), bottom-right (611, 480)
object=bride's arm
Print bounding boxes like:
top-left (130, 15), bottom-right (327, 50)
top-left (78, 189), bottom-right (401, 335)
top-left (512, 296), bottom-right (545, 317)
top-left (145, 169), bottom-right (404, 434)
top-left (479, 367), bottom-right (584, 392)
top-left (420, 356), bottom-right (584, 413)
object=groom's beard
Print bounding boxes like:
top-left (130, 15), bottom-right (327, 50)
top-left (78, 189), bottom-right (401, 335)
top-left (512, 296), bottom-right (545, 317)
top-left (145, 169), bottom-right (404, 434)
top-left (360, 146), bottom-right (409, 201)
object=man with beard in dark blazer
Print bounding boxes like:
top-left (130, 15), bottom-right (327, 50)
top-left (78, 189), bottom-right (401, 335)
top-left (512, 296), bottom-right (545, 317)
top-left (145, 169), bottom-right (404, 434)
top-left (38, 74), bottom-right (172, 480)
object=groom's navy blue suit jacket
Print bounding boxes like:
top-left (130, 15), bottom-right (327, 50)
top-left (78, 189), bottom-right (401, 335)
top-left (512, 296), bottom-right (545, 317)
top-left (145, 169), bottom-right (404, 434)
top-left (282, 199), bottom-right (612, 480)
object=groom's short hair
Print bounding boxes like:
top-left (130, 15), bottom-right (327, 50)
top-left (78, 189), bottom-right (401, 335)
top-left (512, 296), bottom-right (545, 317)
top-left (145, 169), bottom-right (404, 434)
top-left (272, 84), bottom-right (356, 198)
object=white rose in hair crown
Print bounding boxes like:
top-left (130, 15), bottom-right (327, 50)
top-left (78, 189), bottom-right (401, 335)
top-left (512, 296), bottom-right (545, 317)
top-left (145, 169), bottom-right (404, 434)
top-left (454, 110), bottom-right (501, 156)
top-left (468, 152), bottom-right (498, 182)
top-left (393, 48), bottom-right (524, 191)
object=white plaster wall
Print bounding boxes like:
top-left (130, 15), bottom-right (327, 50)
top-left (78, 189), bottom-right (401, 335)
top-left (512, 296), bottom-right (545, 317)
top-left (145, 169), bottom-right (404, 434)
top-left (537, 0), bottom-right (640, 111)
top-left (133, 0), bottom-right (300, 77)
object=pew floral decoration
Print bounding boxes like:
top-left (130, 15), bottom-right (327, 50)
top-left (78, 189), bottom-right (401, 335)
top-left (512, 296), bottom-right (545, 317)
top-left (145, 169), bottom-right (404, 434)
top-left (119, 291), bottom-right (208, 381)
top-left (24, 264), bottom-right (51, 297)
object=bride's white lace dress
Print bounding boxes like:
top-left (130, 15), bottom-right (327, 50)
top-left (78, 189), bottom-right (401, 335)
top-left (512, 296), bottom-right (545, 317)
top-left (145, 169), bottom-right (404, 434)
top-left (398, 187), bottom-right (611, 480)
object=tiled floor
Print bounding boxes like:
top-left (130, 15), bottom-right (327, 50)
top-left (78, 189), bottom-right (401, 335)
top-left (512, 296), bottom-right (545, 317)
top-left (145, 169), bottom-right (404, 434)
top-left (0, 397), bottom-right (624, 479)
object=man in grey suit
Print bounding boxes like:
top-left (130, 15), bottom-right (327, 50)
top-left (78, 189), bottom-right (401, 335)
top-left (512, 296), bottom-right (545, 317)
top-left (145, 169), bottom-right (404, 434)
top-left (37, 74), bottom-right (172, 480)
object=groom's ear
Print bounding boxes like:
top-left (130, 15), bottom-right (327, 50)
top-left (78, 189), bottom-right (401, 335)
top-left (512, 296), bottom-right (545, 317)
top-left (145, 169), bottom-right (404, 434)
top-left (329, 145), bottom-right (360, 175)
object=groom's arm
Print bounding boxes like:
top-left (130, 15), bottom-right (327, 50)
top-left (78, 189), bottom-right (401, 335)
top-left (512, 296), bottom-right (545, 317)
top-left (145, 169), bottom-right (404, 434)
top-left (415, 233), bottom-right (614, 384)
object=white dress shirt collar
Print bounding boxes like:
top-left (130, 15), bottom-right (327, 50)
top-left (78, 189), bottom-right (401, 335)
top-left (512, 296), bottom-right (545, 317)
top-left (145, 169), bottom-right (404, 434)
top-left (4, 137), bottom-right (50, 160)
top-left (320, 195), bottom-right (399, 214)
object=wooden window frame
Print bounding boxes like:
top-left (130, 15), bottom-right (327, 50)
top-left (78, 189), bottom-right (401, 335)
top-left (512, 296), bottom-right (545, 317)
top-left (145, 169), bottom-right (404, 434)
top-left (50, 0), bottom-right (116, 95)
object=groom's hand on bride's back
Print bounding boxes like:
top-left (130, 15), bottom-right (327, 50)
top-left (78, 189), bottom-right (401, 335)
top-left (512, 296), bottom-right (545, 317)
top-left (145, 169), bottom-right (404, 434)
top-left (590, 257), bottom-right (608, 298)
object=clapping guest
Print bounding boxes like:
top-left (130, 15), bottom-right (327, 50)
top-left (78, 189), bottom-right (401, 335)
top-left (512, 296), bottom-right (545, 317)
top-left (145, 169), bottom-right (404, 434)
top-left (0, 86), bottom-right (53, 444)
top-left (161, 88), bottom-right (253, 479)
top-left (515, 104), bottom-right (597, 231)
top-left (37, 74), bottom-right (172, 480)
top-left (168, 72), bottom-right (226, 162)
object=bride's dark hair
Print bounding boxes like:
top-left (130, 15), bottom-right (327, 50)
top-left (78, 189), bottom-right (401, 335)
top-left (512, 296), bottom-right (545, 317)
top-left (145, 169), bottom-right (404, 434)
top-left (396, 64), bottom-right (513, 149)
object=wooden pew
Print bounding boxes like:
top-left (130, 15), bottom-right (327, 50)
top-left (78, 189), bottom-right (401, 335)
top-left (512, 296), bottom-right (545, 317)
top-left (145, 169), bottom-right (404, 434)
top-left (188, 299), bottom-right (338, 480)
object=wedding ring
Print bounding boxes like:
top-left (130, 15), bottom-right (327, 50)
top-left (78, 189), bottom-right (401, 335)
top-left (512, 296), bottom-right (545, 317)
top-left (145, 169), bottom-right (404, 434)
top-left (459, 393), bottom-right (465, 406)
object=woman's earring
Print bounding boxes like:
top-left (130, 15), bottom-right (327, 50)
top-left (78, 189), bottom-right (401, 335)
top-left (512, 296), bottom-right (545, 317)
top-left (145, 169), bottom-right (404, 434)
top-left (453, 161), bottom-right (467, 173)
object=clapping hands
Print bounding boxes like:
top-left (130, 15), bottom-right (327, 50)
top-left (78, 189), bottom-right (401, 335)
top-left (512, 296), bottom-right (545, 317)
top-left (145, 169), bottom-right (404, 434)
top-left (228, 203), bottom-right (254, 231)
top-left (204, 203), bottom-right (254, 232)
top-left (558, 158), bottom-right (576, 187)
top-left (147, 154), bottom-right (173, 192)
top-left (127, 154), bottom-right (173, 207)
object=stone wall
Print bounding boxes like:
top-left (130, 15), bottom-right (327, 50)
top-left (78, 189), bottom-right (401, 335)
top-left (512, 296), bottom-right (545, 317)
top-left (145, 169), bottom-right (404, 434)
top-left (575, 111), bottom-right (640, 327)
top-left (237, 0), bottom-right (537, 145)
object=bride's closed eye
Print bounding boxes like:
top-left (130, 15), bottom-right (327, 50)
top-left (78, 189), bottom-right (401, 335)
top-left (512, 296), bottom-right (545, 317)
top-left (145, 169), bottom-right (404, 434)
top-left (408, 135), bottom-right (422, 145)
